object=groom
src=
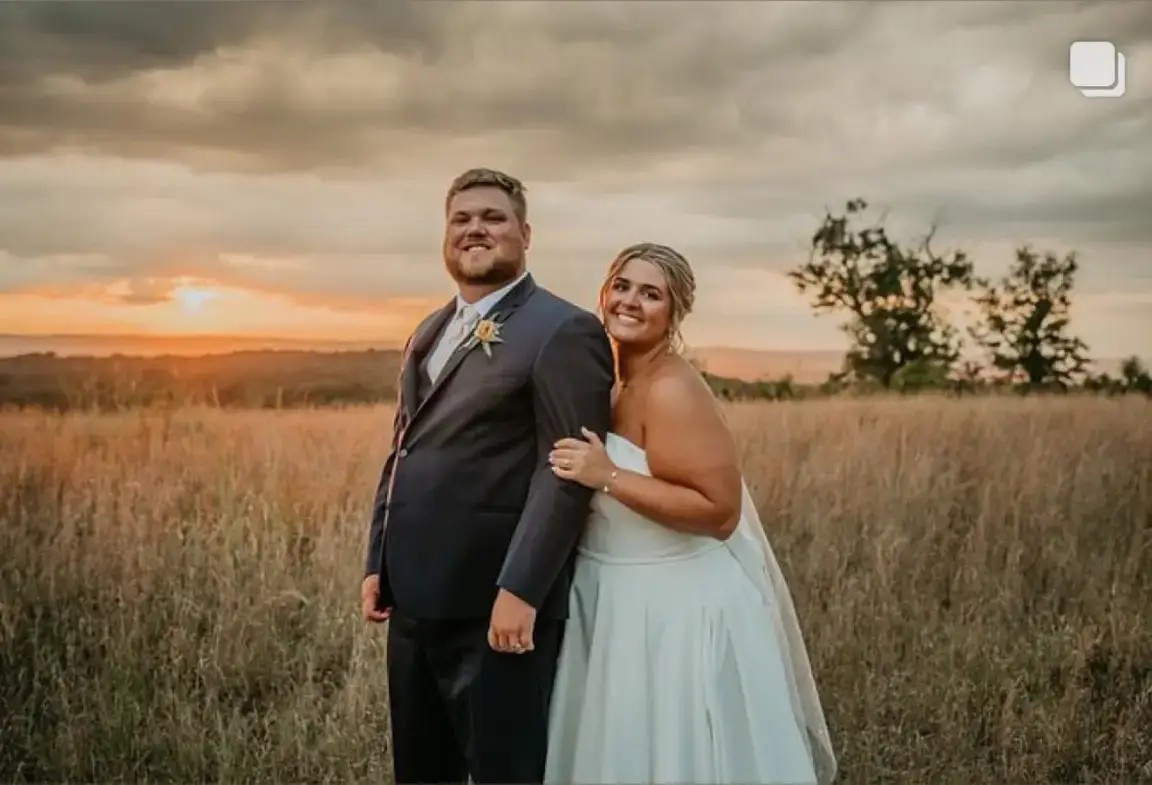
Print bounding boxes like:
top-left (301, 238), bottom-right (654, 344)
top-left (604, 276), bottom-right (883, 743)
top-left (361, 168), bottom-right (615, 783)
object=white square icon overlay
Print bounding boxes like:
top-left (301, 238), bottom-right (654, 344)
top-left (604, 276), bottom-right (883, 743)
top-left (1069, 41), bottom-right (1126, 97)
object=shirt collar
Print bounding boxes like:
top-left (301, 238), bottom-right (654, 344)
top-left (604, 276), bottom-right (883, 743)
top-left (456, 270), bottom-right (527, 318)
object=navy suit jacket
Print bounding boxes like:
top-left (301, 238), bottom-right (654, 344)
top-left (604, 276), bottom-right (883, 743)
top-left (364, 273), bottom-right (615, 619)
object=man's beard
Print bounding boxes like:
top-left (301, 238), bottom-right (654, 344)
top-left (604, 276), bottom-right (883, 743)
top-left (446, 253), bottom-right (522, 286)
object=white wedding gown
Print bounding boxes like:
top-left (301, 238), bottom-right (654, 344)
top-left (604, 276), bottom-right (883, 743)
top-left (545, 433), bottom-right (837, 785)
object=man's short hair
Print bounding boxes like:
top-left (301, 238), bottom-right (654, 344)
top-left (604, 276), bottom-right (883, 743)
top-left (445, 168), bottom-right (527, 223)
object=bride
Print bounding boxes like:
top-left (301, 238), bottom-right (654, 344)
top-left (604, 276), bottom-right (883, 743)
top-left (544, 243), bottom-right (837, 784)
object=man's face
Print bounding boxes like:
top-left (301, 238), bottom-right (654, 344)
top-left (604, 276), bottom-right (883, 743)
top-left (442, 186), bottom-right (530, 286)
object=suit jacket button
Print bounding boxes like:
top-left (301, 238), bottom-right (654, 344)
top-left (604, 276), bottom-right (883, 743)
top-left (399, 448), bottom-right (409, 457)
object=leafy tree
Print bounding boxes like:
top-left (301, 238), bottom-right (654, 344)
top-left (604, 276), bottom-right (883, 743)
top-left (789, 198), bottom-right (977, 388)
top-left (970, 246), bottom-right (1091, 390)
top-left (1083, 372), bottom-right (1119, 395)
top-left (1119, 355), bottom-right (1152, 395)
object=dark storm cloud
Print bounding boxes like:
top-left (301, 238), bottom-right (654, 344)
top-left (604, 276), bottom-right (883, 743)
top-left (0, 3), bottom-right (434, 82)
top-left (1, 1), bottom-right (1148, 179)
top-left (0, 2), bottom-right (444, 170)
top-left (0, 2), bottom-right (893, 174)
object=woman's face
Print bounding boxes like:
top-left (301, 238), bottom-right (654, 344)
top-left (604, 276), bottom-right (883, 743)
top-left (602, 258), bottom-right (673, 348)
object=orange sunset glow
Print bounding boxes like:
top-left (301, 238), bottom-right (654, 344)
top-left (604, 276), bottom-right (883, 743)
top-left (0, 276), bottom-right (437, 346)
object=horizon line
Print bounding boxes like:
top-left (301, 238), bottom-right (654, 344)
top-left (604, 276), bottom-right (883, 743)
top-left (0, 332), bottom-right (1140, 366)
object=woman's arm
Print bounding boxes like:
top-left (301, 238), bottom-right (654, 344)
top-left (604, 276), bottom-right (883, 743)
top-left (551, 368), bottom-right (743, 539)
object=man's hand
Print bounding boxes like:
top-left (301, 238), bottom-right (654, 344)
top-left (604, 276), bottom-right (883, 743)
top-left (488, 588), bottom-right (536, 653)
top-left (361, 574), bottom-right (391, 623)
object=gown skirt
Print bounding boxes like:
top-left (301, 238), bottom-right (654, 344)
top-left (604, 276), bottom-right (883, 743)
top-left (544, 433), bottom-right (833, 785)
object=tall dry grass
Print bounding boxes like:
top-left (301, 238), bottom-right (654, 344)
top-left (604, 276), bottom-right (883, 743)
top-left (1, 396), bottom-right (1149, 783)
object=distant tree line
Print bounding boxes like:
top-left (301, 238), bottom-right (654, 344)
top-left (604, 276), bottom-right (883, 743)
top-left (0, 350), bottom-right (403, 412)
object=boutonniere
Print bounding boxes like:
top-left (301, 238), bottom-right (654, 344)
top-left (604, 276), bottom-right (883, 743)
top-left (463, 313), bottom-right (505, 357)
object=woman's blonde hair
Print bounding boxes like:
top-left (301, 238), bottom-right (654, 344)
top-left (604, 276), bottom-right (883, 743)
top-left (597, 242), bottom-right (696, 354)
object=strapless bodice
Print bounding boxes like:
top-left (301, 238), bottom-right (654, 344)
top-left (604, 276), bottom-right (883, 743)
top-left (579, 433), bottom-right (725, 563)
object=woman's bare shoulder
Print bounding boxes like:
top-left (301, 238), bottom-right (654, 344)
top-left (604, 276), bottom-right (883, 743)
top-left (646, 355), bottom-right (717, 411)
top-left (643, 354), bottom-right (739, 496)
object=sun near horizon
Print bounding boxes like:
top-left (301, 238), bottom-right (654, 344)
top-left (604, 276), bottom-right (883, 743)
top-left (0, 269), bottom-right (1143, 381)
top-left (0, 265), bottom-right (876, 385)
top-left (0, 274), bottom-right (444, 350)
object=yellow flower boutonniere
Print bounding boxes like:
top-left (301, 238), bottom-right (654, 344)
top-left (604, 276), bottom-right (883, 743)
top-left (464, 317), bottom-right (504, 357)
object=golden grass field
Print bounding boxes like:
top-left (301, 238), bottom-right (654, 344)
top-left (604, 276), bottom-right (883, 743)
top-left (1, 396), bottom-right (1150, 783)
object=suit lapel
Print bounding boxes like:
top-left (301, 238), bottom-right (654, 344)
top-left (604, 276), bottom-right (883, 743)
top-left (399, 301), bottom-right (454, 424)
top-left (404, 273), bottom-right (537, 442)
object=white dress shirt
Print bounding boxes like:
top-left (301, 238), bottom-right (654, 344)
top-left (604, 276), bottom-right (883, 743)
top-left (425, 270), bottom-right (527, 382)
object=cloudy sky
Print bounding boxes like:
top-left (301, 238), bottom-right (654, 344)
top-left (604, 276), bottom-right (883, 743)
top-left (1, 0), bottom-right (1149, 358)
